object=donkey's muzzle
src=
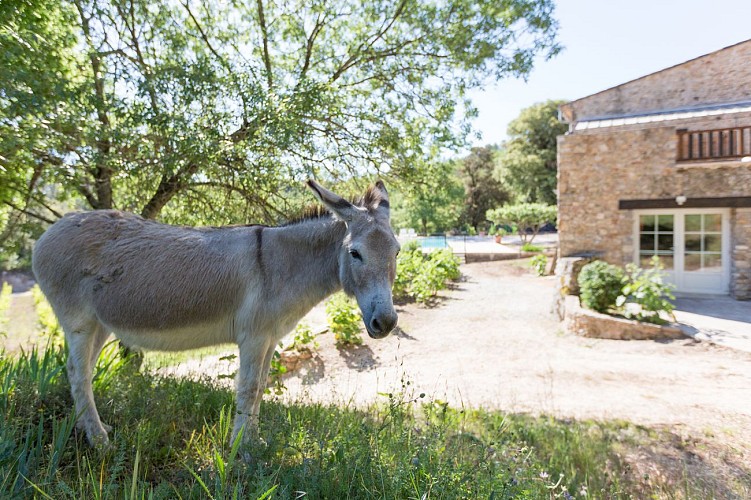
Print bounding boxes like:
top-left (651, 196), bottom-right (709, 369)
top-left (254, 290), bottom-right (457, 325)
top-left (366, 310), bottom-right (398, 339)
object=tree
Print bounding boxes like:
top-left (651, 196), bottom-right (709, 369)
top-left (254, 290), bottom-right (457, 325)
top-left (0, 0), bottom-right (560, 259)
top-left (486, 203), bottom-right (556, 244)
top-left (458, 146), bottom-right (508, 231)
top-left (392, 160), bottom-right (464, 235)
top-left (495, 99), bottom-right (567, 205)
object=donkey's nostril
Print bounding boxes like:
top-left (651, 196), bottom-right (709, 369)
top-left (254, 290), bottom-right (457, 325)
top-left (370, 317), bottom-right (382, 333)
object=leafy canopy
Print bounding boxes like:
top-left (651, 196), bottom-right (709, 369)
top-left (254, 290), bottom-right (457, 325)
top-left (495, 99), bottom-right (567, 205)
top-left (0, 0), bottom-right (561, 234)
top-left (486, 202), bottom-right (556, 243)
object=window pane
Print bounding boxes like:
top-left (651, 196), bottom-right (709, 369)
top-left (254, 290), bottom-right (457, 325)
top-left (704, 234), bottom-right (721, 252)
top-left (657, 215), bottom-right (674, 231)
top-left (639, 215), bottom-right (656, 232)
top-left (657, 234), bottom-right (674, 251)
top-left (656, 255), bottom-right (674, 270)
top-left (704, 214), bottom-right (721, 232)
top-left (685, 253), bottom-right (701, 271)
top-left (640, 233), bottom-right (655, 251)
top-left (685, 234), bottom-right (701, 252)
top-left (639, 254), bottom-right (655, 268)
top-left (704, 253), bottom-right (722, 271)
top-left (685, 214), bottom-right (702, 231)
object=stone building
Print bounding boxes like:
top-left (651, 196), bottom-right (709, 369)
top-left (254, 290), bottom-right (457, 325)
top-left (558, 39), bottom-right (751, 299)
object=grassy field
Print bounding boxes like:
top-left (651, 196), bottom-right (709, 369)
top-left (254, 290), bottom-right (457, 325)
top-left (1, 342), bottom-right (748, 499)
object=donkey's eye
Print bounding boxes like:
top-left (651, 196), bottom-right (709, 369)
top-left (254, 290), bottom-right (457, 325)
top-left (349, 249), bottom-right (362, 261)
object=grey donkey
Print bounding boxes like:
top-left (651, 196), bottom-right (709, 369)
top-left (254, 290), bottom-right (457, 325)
top-left (32, 180), bottom-right (400, 447)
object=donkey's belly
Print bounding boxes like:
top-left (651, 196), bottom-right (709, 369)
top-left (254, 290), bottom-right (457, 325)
top-left (109, 320), bottom-right (236, 352)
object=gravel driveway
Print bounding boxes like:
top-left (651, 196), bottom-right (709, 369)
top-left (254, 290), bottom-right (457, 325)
top-left (280, 260), bottom-right (751, 460)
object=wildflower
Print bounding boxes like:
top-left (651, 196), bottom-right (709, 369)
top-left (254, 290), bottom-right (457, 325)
top-left (539, 471), bottom-right (550, 479)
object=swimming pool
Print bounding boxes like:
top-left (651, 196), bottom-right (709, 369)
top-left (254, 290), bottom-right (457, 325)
top-left (418, 235), bottom-right (448, 249)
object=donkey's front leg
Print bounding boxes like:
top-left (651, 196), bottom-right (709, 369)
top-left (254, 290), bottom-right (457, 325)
top-left (232, 336), bottom-right (276, 445)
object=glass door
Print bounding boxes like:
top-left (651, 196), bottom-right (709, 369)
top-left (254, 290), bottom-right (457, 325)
top-left (635, 210), bottom-right (729, 294)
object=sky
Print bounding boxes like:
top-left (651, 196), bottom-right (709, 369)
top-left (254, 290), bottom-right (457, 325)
top-left (467, 0), bottom-right (751, 148)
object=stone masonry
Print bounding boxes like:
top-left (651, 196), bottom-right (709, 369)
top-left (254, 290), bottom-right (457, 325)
top-left (558, 39), bottom-right (751, 299)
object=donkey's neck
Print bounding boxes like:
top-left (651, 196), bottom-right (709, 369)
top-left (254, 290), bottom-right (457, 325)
top-left (260, 215), bottom-right (345, 326)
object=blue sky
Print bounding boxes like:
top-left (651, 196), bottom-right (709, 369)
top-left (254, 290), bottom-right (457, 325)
top-left (467, 0), bottom-right (751, 148)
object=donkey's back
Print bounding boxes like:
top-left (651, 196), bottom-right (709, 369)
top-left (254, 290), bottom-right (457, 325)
top-left (32, 210), bottom-right (257, 336)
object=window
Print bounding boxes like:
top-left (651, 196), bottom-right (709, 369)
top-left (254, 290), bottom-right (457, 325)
top-left (638, 214), bottom-right (674, 269)
top-left (684, 214), bottom-right (722, 272)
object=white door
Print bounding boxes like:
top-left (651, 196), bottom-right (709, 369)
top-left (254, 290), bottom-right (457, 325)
top-left (634, 209), bottom-right (730, 295)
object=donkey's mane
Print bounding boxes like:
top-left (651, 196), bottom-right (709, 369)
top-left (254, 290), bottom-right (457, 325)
top-left (281, 184), bottom-right (385, 227)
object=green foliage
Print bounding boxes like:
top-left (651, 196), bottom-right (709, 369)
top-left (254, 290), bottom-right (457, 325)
top-left (0, 282), bottom-right (10, 335)
top-left (291, 321), bottom-right (318, 352)
top-left (487, 203), bottom-right (557, 244)
top-left (391, 160), bottom-right (465, 234)
top-left (617, 259), bottom-right (676, 325)
top-left (0, 0), bottom-right (561, 260)
top-left (521, 243), bottom-right (543, 253)
top-left (458, 146), bottom-right (508, 231)
top-left (495, 100), bottom-right (569, 204)
top-left (326, 292), bottom-right (363, 347)
top-left (394, 246), bottom-right (461, 304)
top-left (530, 254), bottom-right (547, 276)
top-left (579, 258), bottom-right (676, 324)
top-left (266, 344), bottom-right (288, 396)
top-left (579, 261), bottom-right (625, 314)
top-left (30, 284), bottom-right (62, 341)
top-left (0, 344), bottom-right (731, 498)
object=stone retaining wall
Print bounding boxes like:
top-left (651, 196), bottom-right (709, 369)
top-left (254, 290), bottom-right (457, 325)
top-left (563, 295), bottom-right (686, 341)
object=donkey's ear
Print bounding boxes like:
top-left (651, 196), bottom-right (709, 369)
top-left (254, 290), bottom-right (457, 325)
top-left (307, 180), bottom-right (364, 221)
top-left (373, 180), bottom-right (390, 213)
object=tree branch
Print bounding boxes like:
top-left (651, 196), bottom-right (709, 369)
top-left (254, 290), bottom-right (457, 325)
top-left (256, 0), bottom-right (273, 89)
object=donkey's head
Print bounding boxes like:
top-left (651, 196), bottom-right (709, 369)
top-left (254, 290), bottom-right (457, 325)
top-left (307, 179), bottom-right (400, 338)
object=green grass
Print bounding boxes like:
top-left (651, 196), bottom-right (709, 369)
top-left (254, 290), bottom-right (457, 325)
top-left (0, 344), bottom-right (746, 499)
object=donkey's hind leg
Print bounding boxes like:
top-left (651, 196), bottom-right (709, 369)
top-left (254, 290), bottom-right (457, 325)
top-left (65, 324), bottom-right (110, 446)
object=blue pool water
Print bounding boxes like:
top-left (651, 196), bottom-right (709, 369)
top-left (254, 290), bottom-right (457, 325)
top-left (418, 236), bottom-right (448, 249)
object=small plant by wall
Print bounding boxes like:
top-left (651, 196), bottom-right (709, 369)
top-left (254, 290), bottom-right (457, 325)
top-left (326, 292), bottom-right (363, 346)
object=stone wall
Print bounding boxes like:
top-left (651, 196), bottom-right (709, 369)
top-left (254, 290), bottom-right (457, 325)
top-left (560, 40), bottom-right (751, 121)
top-left (557, 116), bottom-right (751, 299)
top-left (563, 296), bottom-right (686, 340)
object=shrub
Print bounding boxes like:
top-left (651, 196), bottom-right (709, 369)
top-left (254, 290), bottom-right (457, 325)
top-left (291, 321), bottom-right (318, 352)
top-left (326, 292), bottom-right (363, 346)
top-left (521, 243), bottom-right (543, 253)
top-left (578, 261), bottom-right (624, 313)
top-left (393, 246), bottom-right (460, 304)
top-left (530, 254), bottom-right (547, 276)
top-left (617, 259), bottom-right (676, 324)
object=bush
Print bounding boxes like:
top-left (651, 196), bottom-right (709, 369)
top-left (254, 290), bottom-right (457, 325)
top-left (291, 321), bottom-right (318, 352)
top-left (530, 254), bottom-right (547, 276)
top-left (393, 246), bottom-right (460, 304)
top-left (579, 258), bottom-right (676, 324)
top-left (326, 292), bottom-right (363, 346)
top-left (521, 243), bottom-right (543, 253)
top-left (617, 259), bottom-right (676, 324)
top-left (578, 261), bottom-right (624, 313)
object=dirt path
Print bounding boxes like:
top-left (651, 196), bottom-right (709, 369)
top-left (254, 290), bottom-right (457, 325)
top-left (278, 261), bottom-right (751, 460)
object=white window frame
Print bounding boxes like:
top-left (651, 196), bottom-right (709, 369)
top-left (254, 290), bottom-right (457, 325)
top-left (632, 208), bottom-right (731, 295)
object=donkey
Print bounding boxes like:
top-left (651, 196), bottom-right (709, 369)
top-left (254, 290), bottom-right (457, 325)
top-left (32, 180), bottom-right (399, 447)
